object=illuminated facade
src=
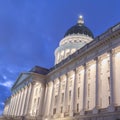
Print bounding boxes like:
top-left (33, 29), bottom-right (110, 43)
top-left (3, 17), bottom-right (120, 120)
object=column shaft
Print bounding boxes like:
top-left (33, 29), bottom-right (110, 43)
top-left (16, 92), bottom-right (21, 116)
top-left (63, 74), bottom-right (68, 113)
top-left (109, 51), bottom-right (115, 107)
top-left (50, 82), bottom-right (55, 116)
top-left (81, 64), bottom-right (87, 114)
top-left (70, 70), bottom-right (77, 116)
top-left (57, 78), bottom-right (61, 114)
top-left (22, 86), bottom-right (28, 115)
top-left (24, 84), bottom-right (32, 115)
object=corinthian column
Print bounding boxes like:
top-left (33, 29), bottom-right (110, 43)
top-left (18, 89), bottom-right (24, 116)
top-left (108, 50), bottom-right (115, 112)
top-left (80, 64), bottom-right (87, 115)
top-left (93, 57), bottom-right (101, 114)
top-left (27, 81), bottom-right (36, 116)
top-left (22, 86), bottom-right (28, 115)
top-left (12, 94), bottom-right (17, 116)
top-left (63, 74), bottom-right (68, 114)
top-left (49, 81), bottom-right (54, 117)
top-left (70, 69), bottom-right (77, 116)
top-left (17, 89), bottom-right (22, 116)
top-left (14, 92), bottom-right (20, 116)
top-left (43, 84), bottom-right (49, 117)
top-left (24, 83), bottom-right (32, 115)
top-left (56, 77), bottom-right (61, 114)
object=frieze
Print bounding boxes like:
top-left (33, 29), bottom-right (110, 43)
top-left (112, 23), bottom-right (120, 32)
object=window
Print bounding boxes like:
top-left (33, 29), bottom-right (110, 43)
top-left (54, 95), bottom-right (58, 106)
top-left (87, 101), bottom-right (89, 109)
top-left (108, 77), bottom-right (110, 91)
top-left (88, 84), bottom-right (90, 97)
top-left (61, 93), bottom-right (64, 104)
top-left (37, 97), bottom-right (40, 106)
top-left (39, 87), bottom-right (41, 93)
top-left (69, 79), bottom-right (72, 87)
top-left (77, 103), bottom-right (79, 112)
top-left (100, 98), bottom-right (102, 107)
top-left (78, 73), bottom-right (81, 83)
top-left (68, 105), bottom-right (70, 112)
top-left (35, 88), bottom-right (38, 95)
top-left (108, 60), bottom-right (110, 67)
top-left (107, 59), bottom-right (110, 72)
top-left (88, 69), bottom-right (90, 79)
top-left (109, 96), bottom-right (111, 105)
top-left (62, 84), bottom-right (65, 90)
top-left (78, 87), bottom-right (80, 99)
top-left (53, 108), bottom-right (56, 115)
top-left (69, 91), bottom-right (71, 101)
top-left (34, 98), bottom-right (36, 104)
top-left (61, 107), bottom-right (63, 113)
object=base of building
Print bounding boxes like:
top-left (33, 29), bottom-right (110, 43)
top-left (108, 105), bottom-right (115, 112)
top-left (93, 107), bottom-right (99, 114)
top-left (3, 106), bottom-right (120, 120)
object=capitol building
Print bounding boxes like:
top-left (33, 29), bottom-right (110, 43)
top-left (3, 16), bottom-right (120, 120)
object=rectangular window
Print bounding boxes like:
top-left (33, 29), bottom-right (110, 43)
top-left (88, 69), bottom-right (90, 79)
top-left (87, 101), bottom-right (89, 109)
top-left (68, 105), bottom-right (70, 112)
top-left (88, 84), bottom-right (90, 97)
top-left (53, 108), bottom-right (56, 115)
top-left (108, 77), bottom-right (110, 91)
top-left (69, 90), bottom-right (71, 101)
top-left (61, 93), bottom-right (64, 104)
top-left (34, 98), bottom-right (36, 104)
top-left (100, 98), bottom-right (102, 107)
top-left (78, 73), bottom-right (81, 83)
top-left (109, 96), bottom-right (111, 105)
top-left (35, 88), bottom-right (38, 95)
top-left (78, 87), bottom-right (80, 99)
top-left (61, 107), bottom-right (63, 113)
top-left (54, 95), bottom-right (58, 106)
top-left (77, 103), bottom-right (79, 112)
top-left (69, 80), bottom-right (72, 87)
top-left (37, 97), bottom-right (40, 105)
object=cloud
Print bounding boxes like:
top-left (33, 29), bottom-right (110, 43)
top-left (0, 81), bottom-right (13, 88)
top-left (0, 103), bottom-right (4, 106)
top-left (0, 110), bottom-right (3, 115)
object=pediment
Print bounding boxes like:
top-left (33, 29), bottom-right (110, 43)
top-left (12, 73), bottom-right (30, 89)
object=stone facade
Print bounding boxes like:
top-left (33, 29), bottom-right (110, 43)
top-left (3, 17), bottom-right (120, 120)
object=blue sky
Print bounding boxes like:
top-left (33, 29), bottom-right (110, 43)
top-left (0, 0), bottom-right (119, 115)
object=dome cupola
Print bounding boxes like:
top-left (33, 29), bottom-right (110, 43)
top-left (54, 16), bottom-right (94, 65)
top-left (64, 16), bottom-right (94, 38)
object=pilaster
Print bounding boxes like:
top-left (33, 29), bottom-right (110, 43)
top-left (93, 57), bottom-right (101, 114)
top-left (80, 64), bottom-right (87, 115)
top-left (56, 77), bottom-right (62, 115)
top-left (63, 73), bottom-right (68, 114)
top-left (108, 50), bottom-right (115, 112)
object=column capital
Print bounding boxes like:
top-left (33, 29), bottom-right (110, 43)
top-left (73, 68), bottom-right (78, 74)
top-left (31, 81), bottom-right (36, 85)
top-left (107, 49), bottom-right (115, 56)
top-left (47, 81), bottom-right (53, 87)
top-left (58, 76), bottom-right (62, 82)
top-left (82, 63), bottom-right (87, 70)
top-left (65, 72), bottom-right (69, 78)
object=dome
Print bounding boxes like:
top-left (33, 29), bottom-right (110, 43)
top-left (64, 16), bottom-right (94, 38)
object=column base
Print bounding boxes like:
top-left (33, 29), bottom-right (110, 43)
top-left (92, 107), bottom-right (99, 114)
top-left (107, 105), bottom-right (115, 112)
top-left (61, 113), bottom-right (64, 117)
top-left (80, 110), bottom-right (85, 115)
top-left (69, 111), bottom-right (74, 117)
